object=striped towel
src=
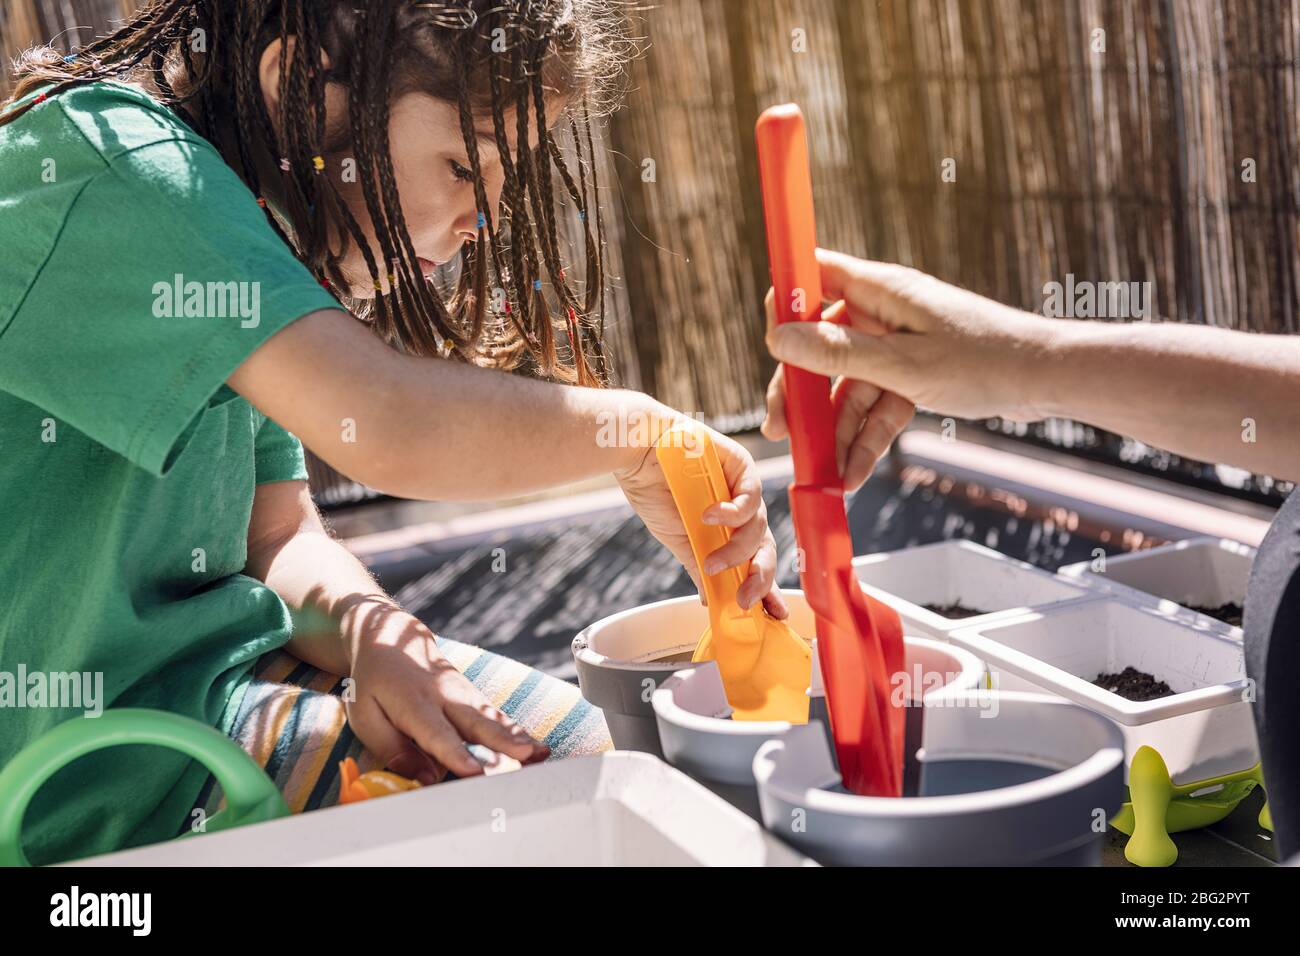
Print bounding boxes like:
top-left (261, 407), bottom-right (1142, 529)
top-left (186, 638), bottom-right (611, 822)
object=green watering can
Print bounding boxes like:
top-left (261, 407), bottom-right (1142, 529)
top-left (0, 708), bottom-right (290, 867)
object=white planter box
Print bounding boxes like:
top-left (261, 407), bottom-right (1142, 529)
top-left (851, 540), bottom-right (1094, 639)
top-left (573, 590), bottom-right (928, 755)
top-left (74, 752), bottom-right (814, 867)
top-left (949, 598), bottom-right (1258, 785)
top-left (651, 596), bottom-right (986, 817)
top-left (1058, 536), bottom-right (1254, 637)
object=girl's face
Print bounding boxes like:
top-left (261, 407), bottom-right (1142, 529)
top-left (260, 43), bottom-right (560, 299)
top-left (330, 91), bottom-right (540, 298)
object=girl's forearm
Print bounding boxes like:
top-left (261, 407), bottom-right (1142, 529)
top-left (377, 363), bottom-right (671, 500)
top-left (1036, 320), bottom-right (1300, 482)
top-left (230, 310), bottom-right (673, 501)
top-left (249, 526), bottom-right (399, 676)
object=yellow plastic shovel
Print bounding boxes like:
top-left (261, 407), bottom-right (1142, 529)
top-left (655, 423), bottom-right (811, 722)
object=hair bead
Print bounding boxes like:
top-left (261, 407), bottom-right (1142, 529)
top-left (279, 157), bottom-right (291, 171)
top-left (311, 155), bottom-right (325, 173)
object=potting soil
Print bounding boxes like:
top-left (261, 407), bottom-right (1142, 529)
top-left (1093, 666), bottom-right (1173, 701)
top-left (1186, 602), bottom-right (1244, 627)
top-left (921, 602), bottom-right (989, 619)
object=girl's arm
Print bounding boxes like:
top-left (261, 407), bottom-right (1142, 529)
top-left (763, 250), bottom-right (1300, 485)
top-left (244, 479), bottom-right (544, 781)
top-left (231, 306), bottom-right (787, 614)
top-left (228, 308), bottom-right (669, 500)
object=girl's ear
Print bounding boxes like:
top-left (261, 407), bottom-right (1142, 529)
top-left (258, 38), bottom-right (333, 115)
top-left (258, 38), bottom-right (285, 115)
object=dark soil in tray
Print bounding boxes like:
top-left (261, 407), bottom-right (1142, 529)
top-left (922, 602), bottom-right (990, 620)
top-left (1187, 602), bottom-right (1244, 627)
top-left (1094, 666), bottom-right (1173, 702)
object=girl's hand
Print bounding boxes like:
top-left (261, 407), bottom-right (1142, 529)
top-left (762, 249), bottom-right (1060, 487)
top-left (343, 603), bottom-right (548, 782)
top-left (615, 421), bottom-right (789, 619)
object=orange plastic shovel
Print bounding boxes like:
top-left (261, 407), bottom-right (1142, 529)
top-left (755, 103), bottom-right (906, 796)
top-left (655, 423), bottom-right (812, 722)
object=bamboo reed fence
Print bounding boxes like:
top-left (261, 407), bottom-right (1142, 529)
top-left (4, 0), bottom-right (1298, 500)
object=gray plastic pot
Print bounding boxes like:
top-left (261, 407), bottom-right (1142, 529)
top-left (652, 621), bottom-right (986, 818)
top-left (571, 596), bottom-right (709, 755)
top-left (753, 690), bottom-right (1125, 866)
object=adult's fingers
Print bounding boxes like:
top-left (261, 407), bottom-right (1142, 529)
top-left (831, 377), bottom-right (884, 476)
top-left (761, 364), bottom-right (788, 440)
top-left (815, 249), bottom-right (925, 334)
top-left (762, 290), bottom-right (788, 439)
top-left (766, 319), bottom-right (913, 393)
top-left (764, 300), bottom-right (849, 440)
top-left (842, 390), bottom-right (915, 491)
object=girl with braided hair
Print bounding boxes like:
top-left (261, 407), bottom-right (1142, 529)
top-left (0, 1), bottom-right (787, 864)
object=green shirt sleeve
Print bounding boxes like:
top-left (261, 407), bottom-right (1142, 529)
top-left (0, 136), bottom-right (341, 477)
top-left (253, 412), bottom-right (309, 485)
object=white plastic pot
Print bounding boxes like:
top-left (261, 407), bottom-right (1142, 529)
top-left (1058, 537), bottom-right (1254, 637)
top-left (652, 606), bottom-right (986, 817)
top-left (753, 691), bottom-right (1125, 866)
top-left (76, 752), bottom-right (815, 866)
top-left (949, 598), bottom-right (1258, 784)
top-left (572, 590), bottom-right (927, 755)
top-left (851, 540), bottom-right (1094, 638)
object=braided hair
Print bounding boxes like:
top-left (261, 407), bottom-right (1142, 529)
top-left (2, 0), bottom-right (628, 385)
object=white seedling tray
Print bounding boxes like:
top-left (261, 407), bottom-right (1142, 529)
top-left (851, 540), bottom-right (1094, 638)
top-left (950, 598), bottom-right (1258, 784)
top-left (72, 752), bottom-right (814, 867)
top-left (1058, 536), bottom-right (1254, 637)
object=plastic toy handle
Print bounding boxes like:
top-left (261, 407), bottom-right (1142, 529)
top-left (754, 104), bottom-right (838, 491)
top-left (0, 708), bottom-right (290, 867)
top-left (1125, 745), bottom-right (1178, 868)
top-left (654, 423), bottom-right (748, 610)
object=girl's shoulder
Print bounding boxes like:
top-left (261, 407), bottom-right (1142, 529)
top-left (12, 79), bottom-right (211, 167)
top-left (1, 77), bottom-right (245, 229)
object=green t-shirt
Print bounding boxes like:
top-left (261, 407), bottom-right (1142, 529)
top-left (0, 81), bottom-right (341, 864)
